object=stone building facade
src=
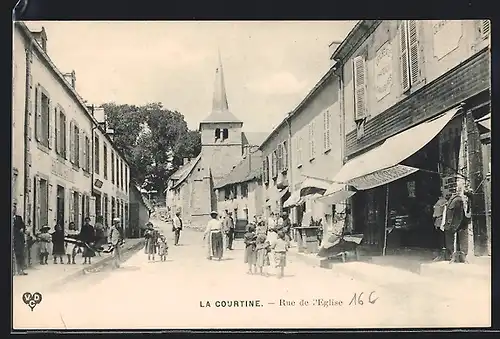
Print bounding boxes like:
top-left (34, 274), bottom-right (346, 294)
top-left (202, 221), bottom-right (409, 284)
top-left (12, 22), bottom-right (130, 253)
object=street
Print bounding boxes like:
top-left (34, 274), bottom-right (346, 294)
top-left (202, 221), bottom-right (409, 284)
top-left (13, 222), bottom-right (490, 330)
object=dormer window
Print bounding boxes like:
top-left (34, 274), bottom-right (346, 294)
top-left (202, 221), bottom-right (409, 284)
top-left (215, 128), bottom-right (221, 140)
top-left (222, 128), bottom-right (229, 140)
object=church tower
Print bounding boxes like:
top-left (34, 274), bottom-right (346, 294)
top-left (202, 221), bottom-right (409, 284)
top-left (199, 52), bottom-right (243, 182)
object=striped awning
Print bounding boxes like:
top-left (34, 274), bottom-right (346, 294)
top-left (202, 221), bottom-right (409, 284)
top-left (283, 190), bottom-right (301, 208)
top-left (317, 183), bottom-right (356, 205)
top-left (476, 113), bottom-right (491, 131)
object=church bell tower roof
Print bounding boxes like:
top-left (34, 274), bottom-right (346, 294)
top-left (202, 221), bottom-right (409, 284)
top-left (200, 51), bottom-right (242, 127)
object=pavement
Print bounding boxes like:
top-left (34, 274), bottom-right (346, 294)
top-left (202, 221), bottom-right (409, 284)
top-left (13, 238), bottom-right (145, 296)
top-left (12, 226), bottom-right (491, 330)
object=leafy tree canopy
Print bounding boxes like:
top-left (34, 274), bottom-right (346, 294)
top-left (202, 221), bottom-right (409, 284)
top-left (102, 102), bottom-right (201, 195)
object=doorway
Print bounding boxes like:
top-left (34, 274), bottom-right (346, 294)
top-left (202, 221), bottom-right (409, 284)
top-left (56, 185), bottom-right (65, 230)
top-left (94, 192), bottom-right (102, 218)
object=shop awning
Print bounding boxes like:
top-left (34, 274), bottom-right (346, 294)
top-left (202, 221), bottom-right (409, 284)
top-left (476, 113), bottom-right (491, 131)
top-left (279, 187), bottom-right (290, 199)
top-left (299, 177), bottom-right (331, 197)
top-left (317, 183), bottom-right (356, 205)
top-left (332, 106), bottom-right (461, 190)
top-left (283, 190), bottom-right (301, 208)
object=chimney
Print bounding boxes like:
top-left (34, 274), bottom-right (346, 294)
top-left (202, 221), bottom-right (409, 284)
top-left (329, 40), bottom-right (342, 65)
top-left (31, 27), bottom-right (48, 53)
top-left (63, 70), bottom-right (76, 89)
top-left (93, 107), bottom-right (106, 124)
top-left (106, 128), bottom-right (115, 141)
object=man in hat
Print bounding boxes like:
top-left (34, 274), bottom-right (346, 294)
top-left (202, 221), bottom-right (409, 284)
top-left (281, 211), bottom-right (292, 243)
top-left (12, 201), bottom-right (28, 275)
top-left (109, 217), bottom-right (123, 268)
top-left (204, 211), bottom-right (224, 260)
top-left (172, 210), bottom-right (183, 246)
top-left (223, 211), bottom-right (235, 250)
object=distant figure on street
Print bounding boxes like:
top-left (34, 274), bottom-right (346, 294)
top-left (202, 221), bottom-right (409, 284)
top-left (243, 224), bottom-right (257, 274)
top-left (204, 211), bottom-right (224, 260)
top-left (144, 222), bottom-right (158, 261)
top-left (224, 211), bottom-right (235, 250)
top-left (172, 211), bottom-right (183, 246)
top-left (51, 224), bottom-right (65, 264)
top-left (12, 201), bottom-right (28, 275)
top-left (94, 215), bottom-right (106, 255)
top-left (79, 217), bottom-right (96, 265)
top-left (65, 221), bottom-right (79, 264)
top-left (267, 212), bottom-right (277, 232)
top-left (255, 233), bottom-right (271, 276)
top-left (271, 230), bottom-right (290, 279)
top-left (109, 217), bottom-right (123, 268)
top-left (281, 211), bottom-right (292, 242)
top-left (157, 234), bottom-right (168, 262)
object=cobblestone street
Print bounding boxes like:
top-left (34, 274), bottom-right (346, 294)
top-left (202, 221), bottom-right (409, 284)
top-left (13, 225), bottom-right (490, 330)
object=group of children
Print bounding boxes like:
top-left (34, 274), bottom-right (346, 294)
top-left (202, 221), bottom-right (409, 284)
top-left (143, 222), bottom-right (169, 262)
top-left (243, 223), bottom-right (289, 279)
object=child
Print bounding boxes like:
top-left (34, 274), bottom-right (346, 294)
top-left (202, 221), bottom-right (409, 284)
top-left (271, 230), bottom-right (289, 279)
top-left (144, 223), bottom-right (158, 262)
top-left (255, 233), bottom-right (270, 276)
top-left (157, 234), bottom-right (168, 262)
top-left (243, 224), bottom-right (257, 274)
top-left (36, 226), bottom-right (52, 265)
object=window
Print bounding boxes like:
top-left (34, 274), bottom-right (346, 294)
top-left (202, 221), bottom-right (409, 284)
top-left (400, 20), bottom-right (421, 93)
top-left (222, 128), bottom-right (229, 140)
top-left (224, 187), bottom-right (231, 201)
top-left (73, 125), bottom-right (80, 166)
top-left (120, 160), bottom-right (124, 190)
top-left (35, 89), bottom-right (51, 147)
top-left (94, 135), bottom-right (100, 174)
top-left (103, 194), bottom-right (109, 227)
top-left (323, 109), bottom-right (331, 152)
top-left (215, 128), bottom-right (221, 139)
top-left (282, 140), bottom-right (288, 171)
top-left (309, 122), bottom-right (316, 160)
top-left (111, 152), bottom-right (115, 184)
top-left (296, 136), bottom-right (303, 167)
top-left (353, 55), bottom-right (367, 121)
top-left (116, 157), bottom-right (120, 187)
top-left (125, 166), bottom-right (128, 192)
top-left (85, 135), bottom-right (91, 172)
top-left (276, 145), bottom-right (282, 173)
top-left (271, 151), bottom-right (277, 179)
top-left (241, 183), bottom-right (248, 198)
top-left (111, 196), bottom-right (116, 218)
top-left (103, 144), bottom-right (108, 179)
top-left (55, 108), bottom-right (67, 158)
top-left (71, 191), bottom-right (79, 230)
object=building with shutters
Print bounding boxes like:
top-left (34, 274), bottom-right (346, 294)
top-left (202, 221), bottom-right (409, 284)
top-left (166, 53), bottom-right (264, 227)
top-left (12, 22), bottom-right (131, 256)
top-left (328, 20), bottom-right (491, 259)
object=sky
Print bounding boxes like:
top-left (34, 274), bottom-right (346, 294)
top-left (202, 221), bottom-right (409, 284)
top-left (24, 21), bottom-right (356, 133)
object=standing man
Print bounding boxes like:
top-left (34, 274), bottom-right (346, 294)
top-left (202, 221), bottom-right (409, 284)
top-left (109, 217), bottom-right (123, 268)
top-left (172, 211), bottom-right (183, 246)
top-left (224, 211), bottom-right (235, 250)
top-left (281, 211), bottom-right (292, 243)
top-left (12, 201), bottom-right (28, 275)
top-left (267, 212), bottom-right (277, 232)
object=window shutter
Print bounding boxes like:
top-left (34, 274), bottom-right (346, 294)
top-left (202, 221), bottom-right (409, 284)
top-left (353, 55), bottom-right (367, 120)
top-left (326, 110), bottom-right (331, 150)
top-left (399, 21), bottom-right (411, 92)
top-left (35, 177), bottom-right (41, 231)
top-left (481, 20), bottom-right (490, 39)
top-left (408, 20), bottom-right (421, 86)
top-left (69, 121), bottom-right (74, 163)
top-left (54, 107), bottom-right (59, 154)
top-left (283, 142), bottom-right (288, 170)
top-left (48, 99), bottom-right (53, 149)
top-left (78, 193), bottom-right (83, 227)
top-left (69, 189), bottom-right (74, 223)
top-left (81, 131), bottom-right (86, 169)
top-left (48, 180), bottom-right (54, 225)
top-left (35, 86), bottom-right (42, 142)
top-left (89, 196), bottom-right (96, 225)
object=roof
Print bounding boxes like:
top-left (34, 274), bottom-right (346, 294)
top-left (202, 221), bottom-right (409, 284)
top-left (214, 151), bottom-right (263, 189)
top-left (201, 110), bottom-right (242, 124)
top-left (170, 154), bottom-right (202, 189)
top-left (16, 22), bottom-right (130, 167)
top-left (243, 132), bottom-right (269, 147)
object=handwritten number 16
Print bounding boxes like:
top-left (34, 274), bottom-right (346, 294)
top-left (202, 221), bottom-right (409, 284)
top-left (349, 292), bottom-right (378, 306)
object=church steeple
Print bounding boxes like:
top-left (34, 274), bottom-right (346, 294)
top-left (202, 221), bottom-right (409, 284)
top-left (200, 51), bottom-right (242, 126)
top-left (212, 50), bottom-right (229, 113)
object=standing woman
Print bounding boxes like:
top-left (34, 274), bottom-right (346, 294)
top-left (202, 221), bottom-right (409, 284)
top-left (204, 211), bottom-right (224, 260)
top-left (51, 224), bottom-right (65, 264)
top-left (79, 217), bottom-right (96, 264)
top-left (144, 222), bottom-right (158, 262)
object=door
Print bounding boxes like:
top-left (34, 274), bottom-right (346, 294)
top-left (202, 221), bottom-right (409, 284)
top-left (56, 185), bottom-right (65, 230)
top-left (482, 142), bottom-right (491, 256)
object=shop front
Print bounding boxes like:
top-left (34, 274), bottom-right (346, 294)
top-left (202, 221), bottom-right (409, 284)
top-left (334, 106), bottom-right (466, 258)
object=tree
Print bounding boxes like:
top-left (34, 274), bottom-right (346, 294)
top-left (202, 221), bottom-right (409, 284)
top-left (101, 102), bottom-right (201, 195)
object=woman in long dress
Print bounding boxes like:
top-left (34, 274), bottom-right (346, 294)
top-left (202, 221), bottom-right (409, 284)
top-left (144, 222), bottom-right (158, 261)
top-left (204, 211), bottom-right (224, 260)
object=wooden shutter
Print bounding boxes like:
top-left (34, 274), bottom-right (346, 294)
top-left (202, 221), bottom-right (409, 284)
top-left (48, 98), bottom-right (53, 149)
top-left (69, 121), bottom-right (74, 163)
top-left (69, 189), bottom-right (74, 223)
top-left (283, 141), bottom-right (288, 170)
top-left (54, 106), bottom-right (59, 154)
top-left (353, 55), bottom-right (367, 120)
top-left (399, 21), bottom-right (410, 92)
top-left (80, 131), bottom-right (85, 169)
top-left (408, 20), bottom-right (420, 86)
top-left (323, 110), bottom-right (331, 151)
top-left (48, 180), bottom-right (54, 225)
top-left (78, 193), bottom-right (83, 228)
top-left (481, 20), bottom-right (490, 39)
top-left (89, 196), bottom-right (96, 225)
top-left (35, 85), bottom-right (42, 142)
top-left (35, 177), bottom-right (41, 231)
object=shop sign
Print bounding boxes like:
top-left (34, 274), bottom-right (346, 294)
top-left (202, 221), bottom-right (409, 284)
top-left (349, 165), bottom-right (418, 190)
top-left (441, 175), bottom-right (458, 199)
top-left (432, 20), bottom-right (463, 60)
top-left (406, 181), bottom-right (416, 198)
top-left (374, 41), bottom-right (393, 101)
top-left (51, 158), bottom-right (75, 183)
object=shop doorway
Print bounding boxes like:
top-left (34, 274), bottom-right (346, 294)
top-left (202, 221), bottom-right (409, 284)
top-left (56, 185), bottom-right (65, 230)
